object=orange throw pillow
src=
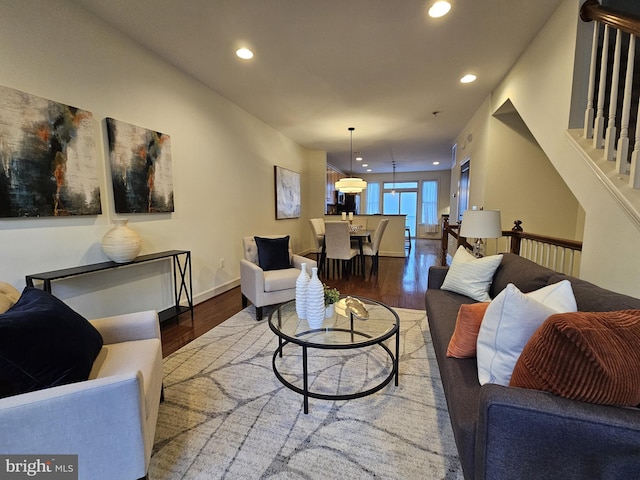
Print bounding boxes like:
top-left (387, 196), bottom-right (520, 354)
top-left (446, 302), bottom-right (490, 358)
top-left (510, 310), bottom-right (640, 406)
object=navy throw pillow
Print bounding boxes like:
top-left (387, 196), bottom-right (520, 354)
top-left (254, 236), bottom-right (291, 271)
top-left (0, 287), bottom-right (104, 399)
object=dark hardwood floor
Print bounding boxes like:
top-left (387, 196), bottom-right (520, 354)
top-left (160, 238), bottom-right (443, 357)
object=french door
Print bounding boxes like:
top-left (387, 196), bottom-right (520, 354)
top-left (383, 182), bottom-right (418, 237)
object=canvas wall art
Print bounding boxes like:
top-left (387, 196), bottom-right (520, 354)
top-left (106, 118), bottom-right (174, 214)
top-left (274, 165), bottom-right (301, 219)
top-left (0, 85), bottom-right (101, 217)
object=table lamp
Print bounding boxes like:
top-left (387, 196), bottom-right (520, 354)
top-left (459, 209), bottom-right (502, 257)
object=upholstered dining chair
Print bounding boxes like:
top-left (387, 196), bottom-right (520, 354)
top-left (240, 235), bottom-right (316, 321)
top-left (324, 221), bottom-right (358, 279)
top-left (362, 218), bottom-right (389, 275)
top-left (308, 218), bottom-right (325, 264)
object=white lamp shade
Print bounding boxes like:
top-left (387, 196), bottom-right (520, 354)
top-left (335, 177), bottom-right (367, 193)
top-left (459, 210), bottom-right (502, 238)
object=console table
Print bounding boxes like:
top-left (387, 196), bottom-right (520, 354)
top-left (25, 250), bottom-right (193, 325)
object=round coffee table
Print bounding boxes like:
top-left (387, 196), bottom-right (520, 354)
top-left (268, 295), bottom-right (399, 413)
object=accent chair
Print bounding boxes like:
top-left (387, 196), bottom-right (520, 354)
top-left (240, 235), bottom-right (317, 320)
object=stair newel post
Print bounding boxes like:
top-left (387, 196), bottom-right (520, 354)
top-left (616, 33), bottom-right (635, 174)
top-left (585, 22), bottom-right (600, 139)
top-left (441, 214), bottom-right (449, 266)
top-left (604, 27), bottom-right (623, 161)
top-left (510, 220), bottom-right (523, 255)
top-left (593, 24), bottom-right (610, 150)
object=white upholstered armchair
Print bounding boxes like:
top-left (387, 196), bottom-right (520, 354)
top-left (0, 309), bottom-right (163, 480)
top-left (241, 235), bottom-right (317, 320)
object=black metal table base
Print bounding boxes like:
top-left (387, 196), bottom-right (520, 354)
top-left (272, 325), bottom-right (400, 414)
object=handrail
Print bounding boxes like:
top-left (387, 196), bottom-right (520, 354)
top-left (441, 216), bottom-right (583, 274)
top-left (504, 220), bottom-right (583, 253)
top-left (580, 0), bottom-right (640, 37)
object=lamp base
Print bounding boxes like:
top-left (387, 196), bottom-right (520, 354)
top-left (472, 238), bottom-right (485, 258)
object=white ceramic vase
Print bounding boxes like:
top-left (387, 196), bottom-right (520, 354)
top-left (101, 218), bottom-right (142, 263)
top-left (295, 263), bottom-right (310, 319)
top-left (306, 267), bottom-right (325, 328)
top-left (325, 303), bottom-right (335, 318)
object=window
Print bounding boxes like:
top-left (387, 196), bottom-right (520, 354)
top-left (366, 182), bottom-right (380, 214)
top-left (421, 180), bottom-right (438, 225)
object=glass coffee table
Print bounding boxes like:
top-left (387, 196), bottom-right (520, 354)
top-left (268, 295), bottom-right (399, 414)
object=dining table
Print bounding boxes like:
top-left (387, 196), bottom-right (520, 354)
top-left (319, 227), bottom-right (372, 278)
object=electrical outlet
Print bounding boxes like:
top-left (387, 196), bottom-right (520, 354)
top-left (219, 258), bottom-right (225, 268)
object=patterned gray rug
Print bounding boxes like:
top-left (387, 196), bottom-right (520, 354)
top-left (149, 306), bottom-right (463, 479)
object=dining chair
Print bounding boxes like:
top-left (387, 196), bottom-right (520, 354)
top-left (324, 221), bottom-right (358, 279)
top-left (362, 218), bottom-right (389, 275)
top-left (308, 218), bottom-right (325, 264)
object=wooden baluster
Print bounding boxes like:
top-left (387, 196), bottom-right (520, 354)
top-left (568, 250), bottom-right (575, 276)
top-left (630, 38), bottom-right (640, 188)
top-left (594, 25), bottom-right (610, 150)
top-left (584, 22), bottom-right (600, 139)
top-left (616, 34), bottom-right (635, 173)
top-left (544, 244), bottom-right (550, 270)
top-left (604, 28), bottom-right (622, 160)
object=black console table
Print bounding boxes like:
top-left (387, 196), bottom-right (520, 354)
top-left (25, 250), bottom-right (193, 325)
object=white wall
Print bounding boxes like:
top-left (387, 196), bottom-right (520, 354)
top-left (0, 0), bottom-right (323, 317)
top-left (460, 0), bottom-right (640, 297)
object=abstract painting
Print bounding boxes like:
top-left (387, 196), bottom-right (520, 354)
top-left (274, 165), bottom-right (300, 219)
top-left (0, 85), bottom-right (101, 217)
top-left (106, 118), bottom-right (174, 214)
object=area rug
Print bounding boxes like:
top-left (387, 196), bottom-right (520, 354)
top-left (149, 306), bottom-right (463, 479)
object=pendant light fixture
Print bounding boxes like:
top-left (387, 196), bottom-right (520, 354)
top-left (335, 127), bottom-right (367, 194)
top-left (391, 160), bottom-right (397, 196)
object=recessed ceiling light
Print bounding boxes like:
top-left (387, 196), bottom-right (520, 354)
top-left (429, 1), bottom-right (451, 18)
top-left (362, 163), bottom-right (368, 167)
top-left (460, 74), bottom-right (477, 84)
top-left (433, 161), bottom-right (440, 165)
top-left (356, 156), bottom-right (363, 161)
top-left (236, 48), bottom-right (254, 60)
top-left (367, 169), bottom-right (372, 172)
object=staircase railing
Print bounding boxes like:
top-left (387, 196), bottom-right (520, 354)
top-left (580, 0), bottom-right (640, 186)
top-left (441, 216), bottom-right (583, 276)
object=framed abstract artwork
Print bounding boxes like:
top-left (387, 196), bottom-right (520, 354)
top-left (106, 118), bottom-right (174, 214)
top-left (274, 165), bottom-right (301, 219)
top-left (0, 85), bottom-right (101, 217)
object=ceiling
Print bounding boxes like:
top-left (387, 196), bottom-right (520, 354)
top-left (71, 0), bottom-right (563, 174)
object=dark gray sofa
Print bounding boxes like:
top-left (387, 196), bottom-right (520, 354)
top-left (425, 253), bottom-right (640, 480)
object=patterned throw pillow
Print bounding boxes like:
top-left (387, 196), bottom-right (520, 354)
top-left (441, 246), bottom-right (503, 302)
top-left (510, 310), bottom-right (640, 406)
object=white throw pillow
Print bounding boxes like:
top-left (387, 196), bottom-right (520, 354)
top-left (441, 246), bottom-right (503, 302)
top-left (476, 280), bottom-right (577, 386)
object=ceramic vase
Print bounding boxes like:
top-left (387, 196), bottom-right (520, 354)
top-left (101, 218), bottom-right (142, 263)
top-left (306, 267), bottom-right (325, 328)
top-left (325, 303), bottom-right (335, 318)
top-left (295, 263), bottom-right (310, 319)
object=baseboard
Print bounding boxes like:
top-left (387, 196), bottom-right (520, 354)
top-left (379, 250), bottom-right (407, 258)
top-left (191, 278), bottom-right (240, 306)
